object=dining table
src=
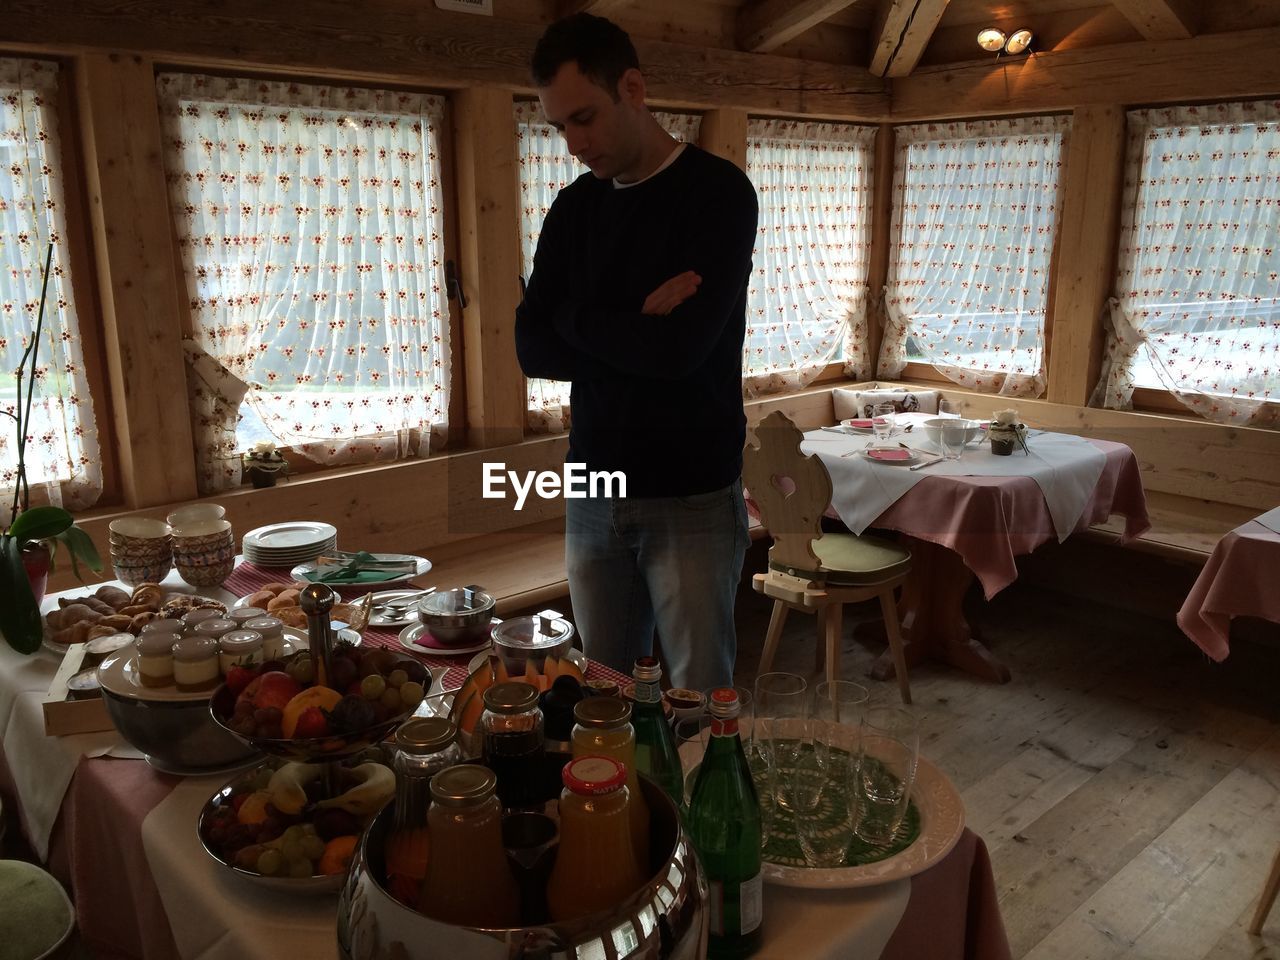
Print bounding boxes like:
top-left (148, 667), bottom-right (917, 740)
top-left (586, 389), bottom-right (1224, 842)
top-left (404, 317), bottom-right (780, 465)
top-left (0, 559), bottom-right (1011, 960)
top-left (1177, 506), bottom-right (1280, 661)
top-left (778, 412), bottom-right (1150, 683)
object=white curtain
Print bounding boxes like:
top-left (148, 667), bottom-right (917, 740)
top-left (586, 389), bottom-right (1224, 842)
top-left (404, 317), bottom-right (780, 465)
top-left (1093, 100), bottom-right (1280, 425)
top-left (0, 58), bottom-right (102, 515)
top-left (879, 115), bottom-right (1071, 397)
top-left (157, 73), bottom-right (451, 493)
top-left (514, 102), bottom-right (701, 433)
top-left (744, 119), bottom-right (876, 398)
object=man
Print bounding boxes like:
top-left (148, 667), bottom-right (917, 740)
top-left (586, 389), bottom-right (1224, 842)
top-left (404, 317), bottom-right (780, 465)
top-left (515, 13), bottom-right (758, 691)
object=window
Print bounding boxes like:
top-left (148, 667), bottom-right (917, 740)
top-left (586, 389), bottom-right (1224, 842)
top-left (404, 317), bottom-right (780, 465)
top-left (744, 119), bottom-right (875, 397)
top-left (0, 58), bottom-right (102, 510)
top-left (514, 102), bottom-right (701, 432)
top-left (157, 73), bottom-right (451, 492)
top-left (1095, 100), bottom-right (1279, 425)
top-left (881, 115), bottom-right (1071, 397)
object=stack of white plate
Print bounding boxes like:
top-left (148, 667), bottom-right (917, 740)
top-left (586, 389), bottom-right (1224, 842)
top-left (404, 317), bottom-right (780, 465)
top-left (242, 521), bottom-right (338, 568)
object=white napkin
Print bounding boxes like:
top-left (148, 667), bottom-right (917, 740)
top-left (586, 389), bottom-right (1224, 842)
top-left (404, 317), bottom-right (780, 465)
top-left (833, 387), bottom-right (940, 421)
top-left (142, 776), bottom-right (338, 960)
top-left (1255, 506), bottom-right (1280, 535)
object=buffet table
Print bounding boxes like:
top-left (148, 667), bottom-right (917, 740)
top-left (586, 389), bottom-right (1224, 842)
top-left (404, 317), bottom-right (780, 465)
top-left (0, 563), bottom-right (1010, 960)
top-left (1177, 507), bottom-right (1280, 660)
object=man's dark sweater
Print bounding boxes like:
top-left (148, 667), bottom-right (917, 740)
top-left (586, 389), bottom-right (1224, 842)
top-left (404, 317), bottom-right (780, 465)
top-left (515, 144), bottom-right (759, 498)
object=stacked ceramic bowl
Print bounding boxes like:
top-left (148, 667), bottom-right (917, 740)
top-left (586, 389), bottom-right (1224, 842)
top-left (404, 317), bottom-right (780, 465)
top-left (109, 518), bottom-right (174, 586)
top-left (168, 504), bottom-right (235, 588)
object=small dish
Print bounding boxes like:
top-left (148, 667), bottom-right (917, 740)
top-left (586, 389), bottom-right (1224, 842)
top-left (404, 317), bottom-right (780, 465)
top-left (397, 621), bottom-right (496, 658)
top-left (860, 446), bottom-right (918, 466)
top-left (366, 589), bottom-right (432, 628)
top-left (841, 417), bottom-right (888, 432)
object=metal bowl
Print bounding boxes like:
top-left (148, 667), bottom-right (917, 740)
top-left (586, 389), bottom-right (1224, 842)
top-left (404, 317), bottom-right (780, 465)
top-left (491, 609), bottom-right (576, 676)
top-left (338, 774), bottom-right (708, 959)
top-left (416, 585), bottom-right (495, 647)
top-left (100, 686), bottom-right (259, 772)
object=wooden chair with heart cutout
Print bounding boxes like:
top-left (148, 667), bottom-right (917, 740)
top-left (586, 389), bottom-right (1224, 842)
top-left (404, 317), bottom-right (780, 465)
top-left (743, 410), bottom-right (913, 702)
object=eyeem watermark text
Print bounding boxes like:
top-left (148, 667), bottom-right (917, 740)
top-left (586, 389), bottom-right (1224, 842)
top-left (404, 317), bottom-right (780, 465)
top-left (482, 463), bottom-right (627, 511)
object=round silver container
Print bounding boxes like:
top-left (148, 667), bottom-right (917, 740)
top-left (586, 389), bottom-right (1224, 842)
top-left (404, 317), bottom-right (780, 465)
top-left (338, 775), bottom-right (707, 959)
top-left (491, 609), bottom-right (575, 675)
top-left (100, 688), bottom-right (258, 772)
top-left (416, 585), bottom-right (495, 647)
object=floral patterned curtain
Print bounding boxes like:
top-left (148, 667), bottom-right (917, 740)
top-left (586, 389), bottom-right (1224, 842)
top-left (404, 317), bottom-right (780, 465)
top-left (514, 102), bottom-right (701, 433)
top-left (0, 58), bottom-right (101, 515)
top-left (156, 73), bottom-right (451, 493)
top-left (743, 119), bottom-right (875, 398)
top-left (879, 115), bottom-right (1071, 397)
top-left (1092, 100), bottom-right (1280, 425)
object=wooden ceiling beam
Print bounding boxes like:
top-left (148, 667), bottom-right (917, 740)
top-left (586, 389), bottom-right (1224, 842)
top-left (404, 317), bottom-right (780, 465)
top-left (868, 0), bottom-right (952, 77)
top-left (0, 0), bottom-right (889, 119)
top-left (737, 0), bottom-right (858, 54)
top-left (1111, 0), bottom-right (1199, 40)
top-left (555, 0), bottom-right (635, 19)
top-left (891, 25), bottom-right (1280, 119)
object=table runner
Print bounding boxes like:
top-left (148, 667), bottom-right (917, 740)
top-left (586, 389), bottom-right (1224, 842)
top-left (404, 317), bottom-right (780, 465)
top-left (801, 416), bottom-right (1107, 542)
top-left (1177, 518), bottom-right (1280, 661)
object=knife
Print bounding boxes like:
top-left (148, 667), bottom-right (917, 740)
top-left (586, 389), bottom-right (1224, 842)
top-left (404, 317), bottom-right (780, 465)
top-left (909, 455), bottom-right (946, 471)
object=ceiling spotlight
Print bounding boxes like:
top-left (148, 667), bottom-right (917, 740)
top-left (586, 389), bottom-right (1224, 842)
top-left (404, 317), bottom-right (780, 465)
top-left (1005, 29), bottom-right (1034, 54)
top-left (977, 28), bottom-right (1006, 52)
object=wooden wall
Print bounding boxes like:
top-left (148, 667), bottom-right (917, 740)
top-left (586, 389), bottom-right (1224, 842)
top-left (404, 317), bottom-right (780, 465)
top-left (4, 0), bottom-right (1277, 594)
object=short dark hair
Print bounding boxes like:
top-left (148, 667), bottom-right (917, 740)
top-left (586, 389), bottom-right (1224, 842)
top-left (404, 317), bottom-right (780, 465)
top-left (530, 14), bottom-right (640, 98)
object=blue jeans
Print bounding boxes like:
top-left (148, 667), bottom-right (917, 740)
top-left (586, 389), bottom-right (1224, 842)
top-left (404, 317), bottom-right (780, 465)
top-left (565, 481), bottom-right (749, 692)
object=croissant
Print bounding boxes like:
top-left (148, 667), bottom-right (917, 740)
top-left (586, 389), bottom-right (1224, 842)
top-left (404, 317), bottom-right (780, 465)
top-left (98, 614), bottom-right (133, 632)
top-left (119, 603), bottom-right (156, 618)
top-left (53, 620), bottom-right (94, 646)
top-left (47, 603), bottom-right (100, 630)
top-left (129, 611), bottom-right (161, 632)
top-left (60, 595), bottom-right (113, 617)
top-left (130, 583), bottom-right (164, 609)
top-left (86, 624), bottom-right (124, 641)
top-left (95, 585), bottom-right (132, 610)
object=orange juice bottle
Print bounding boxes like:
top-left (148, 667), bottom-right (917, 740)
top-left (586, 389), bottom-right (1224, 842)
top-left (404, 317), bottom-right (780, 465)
top-left (571, 697), bottom-right (650, 869)
top-left (418, 764), bottom-right (520, 927)
top-left (546, 755), bottom-right (646, 922)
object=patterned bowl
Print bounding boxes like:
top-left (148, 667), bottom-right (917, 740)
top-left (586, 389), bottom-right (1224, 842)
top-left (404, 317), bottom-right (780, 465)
top-left (112, 557), bottom-right (175, 586)
top-left (176, 556), bottom-right (235, 588)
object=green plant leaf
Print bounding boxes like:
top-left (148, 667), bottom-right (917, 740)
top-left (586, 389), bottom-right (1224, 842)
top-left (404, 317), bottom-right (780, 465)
top-left (0, 535), bottom-right (45, 655)
top-left (51, 524), bottom-right (103, 579)
top-left (6, 505), bottom-right (73, 544)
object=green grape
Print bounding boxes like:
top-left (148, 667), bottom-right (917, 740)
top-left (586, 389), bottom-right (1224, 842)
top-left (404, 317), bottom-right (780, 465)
top-left (281, 838), bottom-right (305, 862)
top-left (301, 835), bottom-right (326, 861)
top-left (399, 681), bottom-right (425, 709)
top-left (360, 674), bottom-right (387, 701)
top-left (256, 848), bottom-right (284, 876)
top-left (387, 669), bottom-right (408, 689)
top-left (288, 857), bottom-right (313, 879)
top-left (380, 687), bottom-right (402, 711)
top-left (282, 824), bottom-right (307, 844)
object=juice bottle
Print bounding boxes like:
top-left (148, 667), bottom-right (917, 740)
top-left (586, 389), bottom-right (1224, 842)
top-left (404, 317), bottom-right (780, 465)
top-left (571, 696), bottom-right (650, 869)
top-left (689, 688), bottom-right (763, 958)
top-left (385, 717), bottom-right (460, 907)
top-left (546, 755), bottom-right (646, 922)
top-left (480, 682), bottom-right (546, 810)
top-left (418, 764), bottom-right (520, 927)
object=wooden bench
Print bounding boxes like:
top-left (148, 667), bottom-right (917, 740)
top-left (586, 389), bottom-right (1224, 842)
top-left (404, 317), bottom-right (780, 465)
top-left (412, 524), bottom-right (569, 616)
top-left (1083, 491), bottom-right (1260, 566)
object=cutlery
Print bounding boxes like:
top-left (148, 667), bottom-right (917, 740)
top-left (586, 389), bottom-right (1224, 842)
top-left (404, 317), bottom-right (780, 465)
top-left (909, 456), bottom-right (947, 471)
top-left (379, 587), bottom-right (436, 609)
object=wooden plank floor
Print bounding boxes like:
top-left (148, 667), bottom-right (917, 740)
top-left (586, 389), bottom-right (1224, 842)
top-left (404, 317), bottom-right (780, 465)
top-left (730, 570), bottom-right (1280, 960)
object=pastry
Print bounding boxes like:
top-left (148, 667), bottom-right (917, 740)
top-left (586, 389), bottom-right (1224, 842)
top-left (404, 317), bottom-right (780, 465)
top-left (97, 614), bottom-right (133, 632)
top-left (270, 606), bottom-right (308, 630)
top-left (172, 636), bottom-right (220, 692)
top-left (267, 589), bottom-right (301, 612)
top-left (86, 624), bottom-right (122, 642)
top-left (136, 632), bottom-right (179, 687)
top-left (119, 603), bottom-right (156, 618)
top-left (130, 583), bottom-right (164, 609)
top-left (160, 595), bottom-right (228, 620)
top-left (94, 585), bottom-right (132, 610)
top-left (129, 611), bottom-right (161, 632)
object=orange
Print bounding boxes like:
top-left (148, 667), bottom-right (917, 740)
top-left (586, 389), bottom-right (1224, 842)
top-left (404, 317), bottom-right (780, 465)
top-left (281, 686), bottom-right (344, 738)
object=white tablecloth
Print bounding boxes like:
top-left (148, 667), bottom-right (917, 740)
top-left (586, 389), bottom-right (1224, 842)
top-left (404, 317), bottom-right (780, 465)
top-left (802, 414), bottom-right (1106, 541)
top-left (1255, 506), bottom-right (1280, 535)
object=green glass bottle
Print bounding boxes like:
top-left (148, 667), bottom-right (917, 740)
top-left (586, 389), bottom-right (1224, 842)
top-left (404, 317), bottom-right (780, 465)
top-left (689, 687), bottom-right (763, 959)
top-left (631, 657), bottom-right (686, 816)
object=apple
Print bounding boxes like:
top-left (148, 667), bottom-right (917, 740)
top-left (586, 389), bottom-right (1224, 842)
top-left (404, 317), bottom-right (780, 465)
top-left (240, 671), bottom-right (303, 713)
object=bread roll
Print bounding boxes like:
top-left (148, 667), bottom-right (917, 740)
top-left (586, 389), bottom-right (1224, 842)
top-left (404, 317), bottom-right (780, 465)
top-left (267, 589), bottom-right (301, 612)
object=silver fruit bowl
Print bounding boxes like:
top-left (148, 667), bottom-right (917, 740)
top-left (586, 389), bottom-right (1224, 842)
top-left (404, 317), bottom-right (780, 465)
top-left (338, 776), bottom-right (708, 959)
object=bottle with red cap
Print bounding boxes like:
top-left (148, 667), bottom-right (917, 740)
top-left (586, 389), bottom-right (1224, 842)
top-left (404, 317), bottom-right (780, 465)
top-left (688, 687), bottom-right (763, 958)
top-left (546, 755), bottom-right (647, 922)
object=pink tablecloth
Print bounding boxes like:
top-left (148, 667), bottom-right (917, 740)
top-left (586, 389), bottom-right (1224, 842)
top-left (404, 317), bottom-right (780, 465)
top-left (1177, 519), bottom-right (1280, 661)
top-left (859, 440), bottom-right (1147, 598)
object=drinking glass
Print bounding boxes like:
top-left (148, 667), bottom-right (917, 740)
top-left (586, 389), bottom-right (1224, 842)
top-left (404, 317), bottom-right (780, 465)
top-left (939, 419), bottom-right (968, 461)
top-left (855, 706), bottom-right (919, 847)
top-left (753, 672), bottom-right (809, 811)
top-left (938, 398), bottom-right (964, 418)
top-left (746, 745), bottom-right (776, 848)
top-left (792, 745), bottom-right (857, 868)
top-left (871, 401), bottom-right (895, 445)
top-left (812, 680), bottom-right (868, 778)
